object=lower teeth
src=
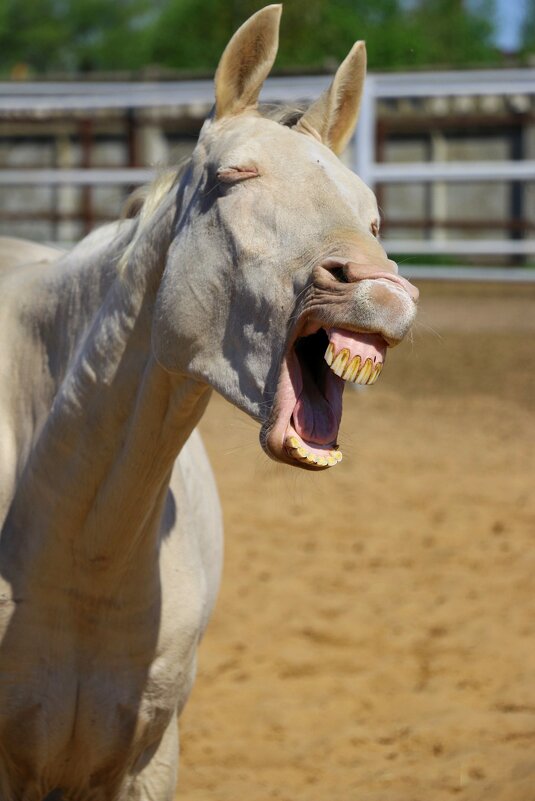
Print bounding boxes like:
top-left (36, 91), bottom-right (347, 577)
top-left (285, 437), bottom-right (342, 467)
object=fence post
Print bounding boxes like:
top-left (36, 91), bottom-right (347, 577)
top-left (353, 75), bottom-right (376, 190)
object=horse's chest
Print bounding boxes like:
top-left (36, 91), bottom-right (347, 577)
top-left (0, 666), bottom-right (182, 800)
top-left (0, 552), bottom-right (205, 795)
top-left (0, 637), bottom-right (196, 799)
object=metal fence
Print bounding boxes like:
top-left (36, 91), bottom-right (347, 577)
top-left (354, 69), bottom-right (535, 261)
top-left (1, 70), bottom-right (535, 276)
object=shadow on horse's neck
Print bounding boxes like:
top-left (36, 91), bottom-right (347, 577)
top-left (6, 171), bottom-right (211, 568)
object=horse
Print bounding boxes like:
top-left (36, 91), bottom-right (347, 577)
top-left (0, 5), bottom-right (418, 799)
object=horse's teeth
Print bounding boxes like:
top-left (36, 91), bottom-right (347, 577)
top-left (343, 355), bottom-right (361, 382)
top-left (331, 348), bottom-right (349, 376)
top-left (326, 348), bottom-right (383, 385)
top-left (369, 363), bottom-right (383, 384)
top-left (356, 358), bottom-right (373, 384)
top-left (284, 436), bottom-right (341, 467)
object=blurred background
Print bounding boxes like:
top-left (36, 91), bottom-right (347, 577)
top-left (0, 0), bottom-right (534, 275)
top-left (1, 4), bottom-right (534, 800)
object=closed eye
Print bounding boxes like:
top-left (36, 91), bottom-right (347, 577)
top-left (216, 166), bottom-right (259, 184)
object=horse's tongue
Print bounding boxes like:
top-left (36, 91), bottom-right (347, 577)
top-left (292, 366), bottom-right (343, 446)
top-left (328, 328), bottom-right (387, 365)
top-left (290, 328), bottom-right (386, 447)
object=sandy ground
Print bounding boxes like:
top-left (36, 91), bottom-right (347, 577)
top-left (178, 281), bottom-right (535, 801)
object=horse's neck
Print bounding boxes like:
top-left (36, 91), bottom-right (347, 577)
top-left (7, 196), bottom-right (210, 569)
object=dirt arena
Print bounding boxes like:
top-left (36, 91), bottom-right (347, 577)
top-left (179, 280), bottom-right (535, 801)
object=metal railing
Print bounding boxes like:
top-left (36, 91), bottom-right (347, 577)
top-left (1, 70), bottom-right (535, 267)
top-left (354, 69), bottom-right (535, 259)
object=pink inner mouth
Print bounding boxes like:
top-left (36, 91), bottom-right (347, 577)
top-left (281, 327), bottom-right (387, 460)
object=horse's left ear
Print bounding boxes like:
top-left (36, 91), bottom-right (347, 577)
top-left (294, 41), bottom-right (367, 155)
top-left (214, 4), bottom-right (282, 119)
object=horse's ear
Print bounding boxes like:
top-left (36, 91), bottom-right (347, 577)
top-left (294, 41), bottom-right (366, 155)
top-left (214, 5), bottom-right (282, 119)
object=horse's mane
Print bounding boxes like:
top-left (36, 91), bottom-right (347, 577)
top-left (122, 161), bottom-right (187, 222)
top-left (262, 104), bottom-right (306, 127)
top-left (118, 160), bottom-right (188, 273)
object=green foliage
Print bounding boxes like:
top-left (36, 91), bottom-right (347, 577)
top-left (0, 0), bottom-right (155, 74)
top-left (521, 0), bottom-right (535, 52)
top-left (0, 0), bottom-right (502, 76)
top-left (405, 0), bottom-right (497, 67)
top-left (151, 0), bottom-right (498, 72)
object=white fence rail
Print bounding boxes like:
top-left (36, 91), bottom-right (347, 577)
top-left (386, 239), bottom-right (535, 256)
top-left (0, 168), bottom-right (156, 185)
top-left (353, 68), bottom-right (535, 185)
top-left (353, 69), bottom-right (535, 262)
top-left (1, 70), bottom-right (535, 267)
top-left (370, 160), bottom-right (535, 183)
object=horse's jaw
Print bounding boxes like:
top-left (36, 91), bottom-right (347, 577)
top-left (261, 265), bottom-right (418, 470)
top-left (264, 328), bottom-right (386, 470)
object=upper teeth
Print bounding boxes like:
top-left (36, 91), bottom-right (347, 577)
top-left (325, 343), bottom-right (382, 385)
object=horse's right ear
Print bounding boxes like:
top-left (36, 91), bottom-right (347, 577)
top-left (214, 4), bottom-right (282, 119)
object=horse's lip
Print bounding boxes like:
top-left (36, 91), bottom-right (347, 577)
top-left (260, 267), bottom-right (414, 467)
top-left (260, 259), bottom-right (419, 470)
top-left (261, 313), bottom-right (324, 469)
top-left (261, 313), bottom-right (354, 470)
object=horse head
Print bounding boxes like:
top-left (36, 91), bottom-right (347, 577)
top-left (152, 4), bottom-right (418, 470)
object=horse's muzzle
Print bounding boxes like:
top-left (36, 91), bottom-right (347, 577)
top-left (312, 259), bottom-right (418, 346)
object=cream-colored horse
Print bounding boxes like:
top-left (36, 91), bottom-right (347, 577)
top-left (0, 6), bottom-right (417, 800)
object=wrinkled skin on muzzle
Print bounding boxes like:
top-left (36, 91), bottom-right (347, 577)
top-left (152, 4), bottom-right (418, 470)
top-left (311, 258), bottom-right (419, 346)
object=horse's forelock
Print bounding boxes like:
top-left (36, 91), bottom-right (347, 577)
top-left (260, 103), bottom-right (306, 128)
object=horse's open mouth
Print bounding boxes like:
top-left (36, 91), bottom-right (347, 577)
top-left (265, 323), bottom-right (387, 470)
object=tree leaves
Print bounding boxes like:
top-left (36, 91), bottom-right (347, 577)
top-left (0, 0), bottom-right (521, 77)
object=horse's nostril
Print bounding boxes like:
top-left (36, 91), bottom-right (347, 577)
top-left (319, 259), bottom-right (354, 282)
top-left (322, 260), bottom-right (369, 284)
top-left (330, 266), bottom-right (349, 283)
